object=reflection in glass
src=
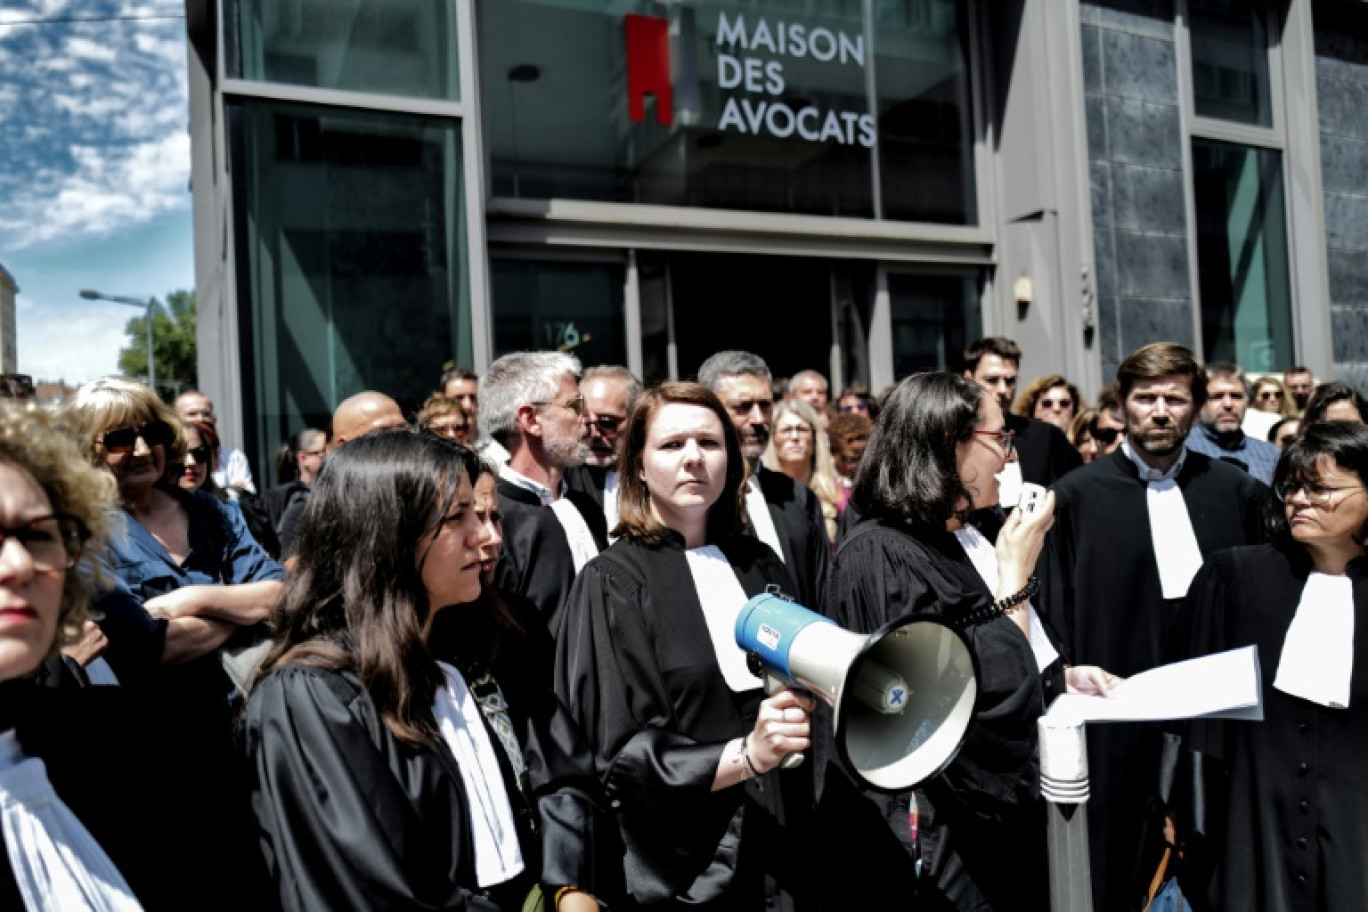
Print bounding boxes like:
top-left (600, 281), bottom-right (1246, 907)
top-left (234, 0), bottom-right (460, 101)
top-left (1189, 0), bottom-right (1271, 126)
top-left (889, 273), bottom-right (981, 377)
top-left (491, 259), bottom-right (628, 368)
top-left (481, 0), bottom-right (975, 223)
top-left (1192, 140), bottom-right (1293, 372)
top-left (232, 101), bottom-right (469, 483)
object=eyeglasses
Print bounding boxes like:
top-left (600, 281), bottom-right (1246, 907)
top-left (100, 420), bottom-right (173, 454)
top-left (838, 402), bottom-right (870, 414)
top-left (0, 514), bottom-right (89, 572)
top-left (425, 420), bottom-right (468, 440)
top-left (972, 428), bottom-right (1016, 459)
top-left (184, 445), bottom-right (212, 464)
top-left (586, 414), bottom-right (625, 433)
top-left (1274, 481), bottom-right (1366, 507)
top-left (532, 394), bottom-right (585, 415)
top-left (1039, 398), bottom-right (1074, 410)
top-left (1091, 426), bottom-right (1122, 445)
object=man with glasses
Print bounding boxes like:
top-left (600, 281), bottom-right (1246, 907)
top-left (1039, 343), bottom-right (1269, 912)
top-left (962, 337), bottom-right (1081, 507)
top-left (483, 352), bottom-right (607, 629)
top-left (699, 350), bottom-right (829, 611)
top-left (1185, 363), bottom-right (1281, 485)
top-left (567, 364), bottom-right (641, 536)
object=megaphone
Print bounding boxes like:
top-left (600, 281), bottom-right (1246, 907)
top-left (735, 590), bottom-right (978, 792)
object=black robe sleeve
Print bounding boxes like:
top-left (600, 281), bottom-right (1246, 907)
top-left (246, 666), bottom-right (499, 912)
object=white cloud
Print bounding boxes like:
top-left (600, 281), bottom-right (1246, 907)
top-left (15, 296), bottom-right (132, 384)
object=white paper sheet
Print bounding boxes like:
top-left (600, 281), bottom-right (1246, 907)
top-left (1044, 645), bottom-right (1263, 727)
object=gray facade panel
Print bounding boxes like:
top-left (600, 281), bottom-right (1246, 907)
top-left (1336, 362), bottom-right (1368, 392)
top-left (1094, 226), bottom-right (1119, 296)
top-left (1111, 163), bottom-right (1187, 234)
top-left (1325, 192), bottom-right (1368, 252)
top-left (1079, 0), bottom-right (1174, 41)
top-left (1086, 93), bottom-right (1110, 158)
top-left (1328, 248), bottom-right (1368, 305)
top-left (1097, 293), bottom-right (1123, 380)
top-left (1118, 296), bottom-right (1194, 350)
top-left (1103, 96), bottom-right (1183, 168)
top-left (1331, 305), bottom-right (1368, 362)
top-left (1317, 76), bottom-right (1368, 141)
top-left (1320, 133), bottom-right (1368, 194)
top-left (1098, 27), bottom-right (1179, 102)
top-left (1091, 161), bottom-right (1113, 227)
top-left (1115, 230), bottom-right (1191, 299)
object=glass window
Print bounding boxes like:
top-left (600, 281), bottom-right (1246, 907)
top-left (480, 0), bottom-right (975, 223)
top-left (1192, 139), bottom-right (1293, 371)
top-left (888, 273), bottom-right (981, 378)
top-left (231, 101), bottom-right (470, 481)
top-left (1188, 0), bottom-right (1271, 126)
top-left (491, 258), bottom-right (628, 367)
top-left (233, 0), bottom-right (460, 101)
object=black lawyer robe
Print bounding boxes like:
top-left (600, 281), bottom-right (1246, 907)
top-left (494, 479), bottom-right (609, 631)
top-left (1038, 446), bottom-right (1269, 911)
top-left (1006, 414), bottom-right (1082, 488)
top-left (245, 647), bottom-right (611, 912)
top-left (752, 465), bottom-right (830, 612)
top-left (823, 515), bottom-right (1063, 912)
top-left (554, 533), bottom-right (823, 911)
top-left (1165, 545), bottom-right (1368, 912)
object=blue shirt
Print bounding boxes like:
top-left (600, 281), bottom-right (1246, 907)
top-left (1184, 423), bottom-right (1280, 485)
top-left (95, 488), bottom-right (284, 684)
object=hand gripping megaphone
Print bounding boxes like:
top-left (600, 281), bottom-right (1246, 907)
top-left (735, 590), bottom-right (978, 792)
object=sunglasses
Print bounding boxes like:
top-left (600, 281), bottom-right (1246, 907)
top-left (184, 444), bottom-right (212, 464)
top-left (587, 414), bottom-right (625, 433)
top-left (0, 514), bottom-right (89, 573)
top-left (1091, 426), bottom-right (1122, 445)
top-left (1257, 390), bottom-right (1284, 400)
top-left (100, 420), bottom-right (173, 454)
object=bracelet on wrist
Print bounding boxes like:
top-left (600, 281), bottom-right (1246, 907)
top-left (553, 885), bottom-right (582, 906)
top-left (741, 735), bottom-right (765, 784)
top-left (955, 575), bottom-right (1040, 629)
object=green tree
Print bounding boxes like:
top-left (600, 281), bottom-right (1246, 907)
top-left (117, 289), bottom-right (197, 400)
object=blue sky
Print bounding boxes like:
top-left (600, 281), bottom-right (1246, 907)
top-left (1, 1), bottom-right (192, 383)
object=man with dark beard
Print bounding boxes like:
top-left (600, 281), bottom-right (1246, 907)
top-left (1039, 342), bottom-right (1269, 912)
top-left (482, 351), bottom-right (608, 629)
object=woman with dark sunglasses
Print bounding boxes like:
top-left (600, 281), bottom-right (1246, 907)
top-left (65, 377), bottom-right (284, 691)
top-left (172, 420), bottom-right (229, 502)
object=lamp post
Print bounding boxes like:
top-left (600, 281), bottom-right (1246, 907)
top-left (80, 289), bottom-right (155, 392)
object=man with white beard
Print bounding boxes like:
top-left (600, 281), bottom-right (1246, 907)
top-left (566, 364), bottom-right (641, 537)
top-left (483, 351), bottom-right (608, 629)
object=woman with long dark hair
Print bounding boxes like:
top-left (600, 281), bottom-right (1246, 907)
top-left (1167, 422), bottom-right (1368, 911)
top-left (246, 430), bottom-right (607, 912)
top-left (825, 372), bottom-right (1117, 911)
top-left (556, 381), bottom-right (821, 911)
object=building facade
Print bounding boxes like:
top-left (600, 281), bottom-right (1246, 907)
top-left (184, 0), bottom-right (1368, 483)
top-left (0, 263), bottom-right (17, 374)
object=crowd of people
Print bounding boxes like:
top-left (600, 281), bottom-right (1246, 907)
top-left (0, 338), bottom-right (1365, 911)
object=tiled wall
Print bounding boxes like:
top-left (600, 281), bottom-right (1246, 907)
top-left (1081, 0), bottom-right (1193, 383)
top-left (1315, 9), bottom-right (1368, 390)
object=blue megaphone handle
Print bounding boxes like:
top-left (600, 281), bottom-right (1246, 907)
top-left (734, 591), bottom-right (836, 684)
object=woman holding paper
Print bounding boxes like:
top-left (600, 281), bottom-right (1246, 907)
top-left (824, 372), bottom-right (1118, 911)
top-left (1170, 421), bottom-right (1368, 912)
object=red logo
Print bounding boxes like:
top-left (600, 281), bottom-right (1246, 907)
top-left (625, 14), bottom-right (673, 125)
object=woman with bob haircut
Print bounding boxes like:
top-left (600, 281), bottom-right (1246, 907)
top-left (825, 372), bottom-right (1117, 911)
top-left (64, 376), bottom-right (284, 690)
top-left (1164, 422), bottom-right (1368, 911)
top-left (556, 380), bottom-right (825, 911)
top-left (1013, 373), bottom-right (1084, 433)
top-left (246, 430), bottom-right (609, 912)
top-left (1303, 380), bottom-right (1367, 426)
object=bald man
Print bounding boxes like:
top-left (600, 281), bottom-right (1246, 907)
top-left (278, 392), bottom-right (409, 554)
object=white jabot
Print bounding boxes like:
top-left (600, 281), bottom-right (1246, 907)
top-left (684, 545), bottom-right (763, 692)
top-left (602, 469), bottom-right (621, 542)
top-left (1274, 573), bottom-right (1356, 709)
top-left (745, 473), bottom-right (786, 564)
top-left (0, 731), bottom-right (143, 912)
top-left (1122, 439), bottom-right (1205, 600)
top-left (996, 461), bottom-right (1024, 509)
top-left (549, 498), bottom-right (600, 573)
top-left (953, 525), bottom-right (1060, 672)
top-left (433, 664), bottom-right (526, 887)
top-left (477, 437), bottom-right (511, 471)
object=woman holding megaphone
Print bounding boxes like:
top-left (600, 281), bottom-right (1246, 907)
top-left (555, 381), bottom-right (825, 911)
top-left (825, 372), bottom-right (1118, 912)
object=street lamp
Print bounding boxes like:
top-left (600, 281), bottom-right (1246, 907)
top-left (80, 289), bottom-right (156, 392)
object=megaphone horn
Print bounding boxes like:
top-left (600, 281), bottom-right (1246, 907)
top-left (735, 591), bottom-right (979, 793)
